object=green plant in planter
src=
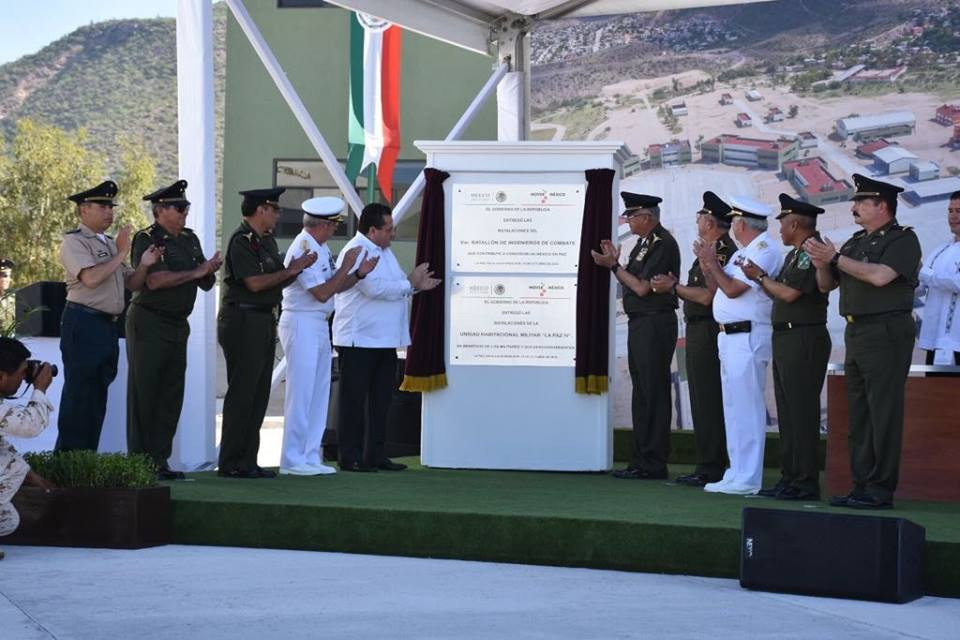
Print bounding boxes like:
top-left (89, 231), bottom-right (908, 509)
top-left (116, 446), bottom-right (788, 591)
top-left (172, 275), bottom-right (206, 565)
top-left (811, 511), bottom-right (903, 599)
top-left (23, 450), bottom-right (158, 489)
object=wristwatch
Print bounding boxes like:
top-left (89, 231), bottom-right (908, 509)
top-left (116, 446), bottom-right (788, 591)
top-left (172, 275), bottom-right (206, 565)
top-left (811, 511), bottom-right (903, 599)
top-left (610, 263), bottom-right (621, 275)
top-left (756, 273), bottom-right (766, 284)
top-left (829, 252), bottom-right (841, 268)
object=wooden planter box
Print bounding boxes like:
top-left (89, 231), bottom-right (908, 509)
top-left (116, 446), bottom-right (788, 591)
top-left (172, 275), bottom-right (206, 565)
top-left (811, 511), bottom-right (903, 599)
top-left (5, 485), bottom-right (171, 549)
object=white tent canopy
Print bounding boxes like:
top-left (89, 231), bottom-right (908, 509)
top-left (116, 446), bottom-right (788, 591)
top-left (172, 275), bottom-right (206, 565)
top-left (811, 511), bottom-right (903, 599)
top-left (324, 0), bottom-right (775, 56)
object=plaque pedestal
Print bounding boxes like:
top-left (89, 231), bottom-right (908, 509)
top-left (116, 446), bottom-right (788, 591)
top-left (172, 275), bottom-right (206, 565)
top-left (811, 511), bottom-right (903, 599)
top-left (414, 141), bottom-right (631, 471)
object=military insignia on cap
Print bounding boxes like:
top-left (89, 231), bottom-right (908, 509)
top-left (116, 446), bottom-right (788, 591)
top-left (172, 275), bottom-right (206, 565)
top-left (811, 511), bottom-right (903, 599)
top-left (68, 180), bottom-right (119, 206)
top-left (851, 173), bottom-right (904, 200)
top-left (621, 191), bottom-right (662, 214)
top-left (239, 187), bottom-right (286, 211)
top-left (143, 179), bottom-right (190, 206)
top-left (302, 196), bottom-right (346, 221)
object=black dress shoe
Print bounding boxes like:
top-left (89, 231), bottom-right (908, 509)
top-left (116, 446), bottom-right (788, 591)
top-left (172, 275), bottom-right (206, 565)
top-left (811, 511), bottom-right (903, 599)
top-left (157, 468), bottom-right (187, 481)
top-left (675, 473), bottom-right (710, 487)
top-left (757, 479), bottom-right (790, 498)
top-left (217, 468), bottom-right (259, 479)
top-left (612, 467), bottom-right (667, 480)
top-left (846, 494), bottom-right (893, 510)
top-left (375, 459), bottom-right (407, 471)
top-left (775, 486), bottom-right (821, 501)
top-left (829, 489), bottom-right (865, 507)
top-left (256, 466), bottom-right (278, 479)
top-left (340, 461), bottom-right (378, 472)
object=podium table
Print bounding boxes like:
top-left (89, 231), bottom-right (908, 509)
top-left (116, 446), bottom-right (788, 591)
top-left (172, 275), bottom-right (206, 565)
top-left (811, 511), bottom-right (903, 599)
top-left (826, 364), bottom-right (960, 502)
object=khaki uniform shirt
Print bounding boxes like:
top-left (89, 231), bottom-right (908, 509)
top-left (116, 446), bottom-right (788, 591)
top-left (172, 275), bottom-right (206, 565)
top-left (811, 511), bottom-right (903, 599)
top-left (0, 389), bottom-right (54, 535)
top-left (60, 223), bottom-right (133, 315)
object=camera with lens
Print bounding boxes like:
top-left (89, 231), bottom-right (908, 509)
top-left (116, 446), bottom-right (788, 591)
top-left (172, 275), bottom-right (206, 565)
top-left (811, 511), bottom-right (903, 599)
top-left (24, 359), bottom-right (58, 385)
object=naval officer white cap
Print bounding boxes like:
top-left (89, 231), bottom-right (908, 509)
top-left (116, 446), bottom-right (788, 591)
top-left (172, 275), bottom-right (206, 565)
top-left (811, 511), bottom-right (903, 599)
top-left (726, 195), bottom-right (773, 220)
top-left (301, 196), bottom-right (346, 220)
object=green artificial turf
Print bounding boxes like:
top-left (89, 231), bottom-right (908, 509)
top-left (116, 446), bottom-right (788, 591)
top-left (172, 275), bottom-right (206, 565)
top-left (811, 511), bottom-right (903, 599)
top-left (169, 459), bottom-right (960, 597)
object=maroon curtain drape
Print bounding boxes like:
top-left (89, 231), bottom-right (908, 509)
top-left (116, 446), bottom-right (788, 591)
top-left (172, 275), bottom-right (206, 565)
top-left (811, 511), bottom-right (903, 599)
top-left (575, 168), bottom-right (615, 394)
top-left (400, 168), bottom-right (450, 392)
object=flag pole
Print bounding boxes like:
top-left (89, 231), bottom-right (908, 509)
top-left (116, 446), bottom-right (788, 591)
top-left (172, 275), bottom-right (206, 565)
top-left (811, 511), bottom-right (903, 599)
top-left (392, 61), bottom-right (509, 224)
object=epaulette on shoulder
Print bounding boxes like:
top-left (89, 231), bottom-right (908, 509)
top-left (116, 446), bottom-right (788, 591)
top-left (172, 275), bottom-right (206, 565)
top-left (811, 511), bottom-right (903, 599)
top-left (852, 229), bottom-right (867, 238)
top-left (182, 227), bottom-right (195, 236)
top-left (65, 228), bottom-right (81, 235)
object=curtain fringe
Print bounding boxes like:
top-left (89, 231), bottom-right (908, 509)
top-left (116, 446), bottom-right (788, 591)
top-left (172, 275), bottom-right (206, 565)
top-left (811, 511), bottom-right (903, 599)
top-left (575, 375), bottom-right (608, 395)
top-left (400, 373), bottom-right (448, 393)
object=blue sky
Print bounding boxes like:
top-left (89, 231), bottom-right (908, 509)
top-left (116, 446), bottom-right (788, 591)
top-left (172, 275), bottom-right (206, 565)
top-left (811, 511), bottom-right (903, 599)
top-left (1, 0), bottom-right (179, 65)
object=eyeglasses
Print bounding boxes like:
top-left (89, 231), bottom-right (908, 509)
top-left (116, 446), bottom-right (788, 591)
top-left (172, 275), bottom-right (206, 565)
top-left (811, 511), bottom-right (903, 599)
top-left (171, 204), bottom-right (190, 214)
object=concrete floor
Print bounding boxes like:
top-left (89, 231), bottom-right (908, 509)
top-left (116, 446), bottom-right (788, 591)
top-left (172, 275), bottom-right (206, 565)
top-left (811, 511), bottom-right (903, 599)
top-left (1, 546), bottom-right (957, 639)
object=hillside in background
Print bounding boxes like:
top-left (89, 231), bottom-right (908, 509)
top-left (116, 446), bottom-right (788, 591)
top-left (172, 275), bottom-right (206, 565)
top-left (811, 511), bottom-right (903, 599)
top-left (0, 3), bottom-right (226, 183)
top-left (531, 0), bottom-right (944, 112)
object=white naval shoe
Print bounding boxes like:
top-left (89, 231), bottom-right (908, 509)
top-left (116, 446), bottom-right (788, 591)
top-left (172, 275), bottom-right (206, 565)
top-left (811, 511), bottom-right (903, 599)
top-left (715, 483), bottom-right (759, 496)
top-left (308, 463), bottom-right (337, 475)
top-left (703, 479), bottom-right (730, 493)
top-left (279, 464), bottom-right (326, 476)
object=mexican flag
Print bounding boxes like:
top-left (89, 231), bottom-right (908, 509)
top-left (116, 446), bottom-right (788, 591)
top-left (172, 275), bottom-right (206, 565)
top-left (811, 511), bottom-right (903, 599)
top-left (346, 12), bottom-right (402, 203)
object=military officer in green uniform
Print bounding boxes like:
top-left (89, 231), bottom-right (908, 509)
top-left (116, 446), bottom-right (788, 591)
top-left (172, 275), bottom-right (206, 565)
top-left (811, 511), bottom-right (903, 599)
top-left (654, 191), bottom-right (736, 487)
top-left (0, 259), bottom-right (15, 332)
top-left (218, 187), bottom-right (317, 479)
top-left (592, 192), bottom-right (680, 480)
top-left (741, 194), bottom-right (830, 501)
top-left (805, 174), bottom-right (920, 509)
top-left (127, 180), bottom-right (222, 480)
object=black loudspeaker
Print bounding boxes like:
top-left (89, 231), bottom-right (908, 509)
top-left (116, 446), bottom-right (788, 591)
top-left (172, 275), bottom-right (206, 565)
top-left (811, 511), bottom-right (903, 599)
top-left (15, 281), bottom-right (67, 338)
top-left (740, 507), bottom-right (925, 603)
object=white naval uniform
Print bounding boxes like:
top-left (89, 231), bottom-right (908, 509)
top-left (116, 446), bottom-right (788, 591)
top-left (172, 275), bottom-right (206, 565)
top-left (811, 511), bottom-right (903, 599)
top-left (278, 231), bottom-right (337, 470)
top-left (712, 231), bottom-right (784, 492)
top-left (918, 240), bottom-right (960, 361)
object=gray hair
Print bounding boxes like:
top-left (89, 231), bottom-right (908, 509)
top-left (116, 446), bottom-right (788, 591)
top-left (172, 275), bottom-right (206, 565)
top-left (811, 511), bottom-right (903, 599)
top-left (647, 205), bottom-right (661, 218)
top-left (738, 216), bottom-right (768, 233)
top-left (303, 214), bottom-right (324, 228)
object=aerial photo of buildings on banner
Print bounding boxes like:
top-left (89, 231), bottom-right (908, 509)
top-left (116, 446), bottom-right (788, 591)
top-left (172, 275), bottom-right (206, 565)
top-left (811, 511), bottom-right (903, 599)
top-left (525, 1), bottom-right (960, 428)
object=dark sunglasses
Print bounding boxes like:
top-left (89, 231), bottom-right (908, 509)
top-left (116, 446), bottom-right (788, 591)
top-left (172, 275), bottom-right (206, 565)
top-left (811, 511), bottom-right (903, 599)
top-left (170, 203), bottom-right (190, 214)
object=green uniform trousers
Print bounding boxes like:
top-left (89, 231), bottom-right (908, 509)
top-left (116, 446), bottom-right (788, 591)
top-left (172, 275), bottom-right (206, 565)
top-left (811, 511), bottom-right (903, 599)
top-left (843, 313), bottom-right (915, 502)
top-left (684, 319), bottom-right (727, 480)
top-left (217, 305), bottom-right (277, 472)
top-left (125, 304), bottom-right (189, 468)
top-left (627, 311), bottom-right (677, 475)
top-left (772, 325), bottom-right (830, 494)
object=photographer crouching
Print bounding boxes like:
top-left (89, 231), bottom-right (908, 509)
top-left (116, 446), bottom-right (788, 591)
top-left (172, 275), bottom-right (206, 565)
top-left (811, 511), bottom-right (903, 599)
top-left (0, 337), bottom-right (56, 558)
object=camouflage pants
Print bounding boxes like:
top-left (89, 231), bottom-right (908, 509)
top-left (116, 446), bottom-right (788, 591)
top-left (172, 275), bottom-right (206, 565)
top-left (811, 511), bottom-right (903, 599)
top-left (0, 436), bottom-right (28, 536)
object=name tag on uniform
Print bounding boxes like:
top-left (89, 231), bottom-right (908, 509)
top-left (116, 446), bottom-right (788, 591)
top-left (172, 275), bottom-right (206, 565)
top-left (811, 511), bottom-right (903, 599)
top-left (96, 250), bottom-right (109, 258)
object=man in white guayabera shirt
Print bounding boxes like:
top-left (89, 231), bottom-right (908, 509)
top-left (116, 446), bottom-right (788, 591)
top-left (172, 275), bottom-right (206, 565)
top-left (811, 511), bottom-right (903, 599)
top-left (332, 203), bottom-right (440, 473)
top-left (918, 190), bottom-right (960, 371)
top-left (278, 197), bottom-right (377, 476)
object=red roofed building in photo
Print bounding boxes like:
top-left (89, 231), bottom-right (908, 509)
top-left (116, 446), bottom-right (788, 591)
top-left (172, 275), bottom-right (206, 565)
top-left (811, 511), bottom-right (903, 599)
top-left (783, 157), bottom-right (854, 206)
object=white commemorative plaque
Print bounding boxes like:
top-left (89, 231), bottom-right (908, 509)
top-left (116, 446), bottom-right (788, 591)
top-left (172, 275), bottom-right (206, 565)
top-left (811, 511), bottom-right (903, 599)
top-left (451, 184), bottom-right (584, 273)
top-left (449, 276), bottom-right (576, 367)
